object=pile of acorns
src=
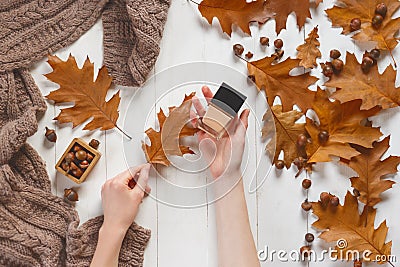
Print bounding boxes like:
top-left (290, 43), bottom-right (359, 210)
top-left (60, 139), bottom-right (99, 179)
top-left (232, 37), bottom-right (284, 61)
top-left (322, 49), bottom-right (344, 77)
top-left (350, 3), bottom-right (387, 32)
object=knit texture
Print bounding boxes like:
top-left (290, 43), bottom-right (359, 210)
top-left (0, 0), bottom-right (171, 265)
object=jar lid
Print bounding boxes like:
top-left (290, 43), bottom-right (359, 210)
top-left (211, 82), bottom-right (247, 116)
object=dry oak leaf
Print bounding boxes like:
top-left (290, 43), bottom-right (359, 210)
top-left (312, 192), bottom-right (392, 263)
top-left (306, 88), bottom-right (382, 163)
top-left (262, 105), bottom-right (306, 168)
top-left (346, 136), bottom-right (400, 207)
top-left (198, 0), bottom-right (273, 36)
top-left (326, 0), bottom-right (400, 52)
top-left (247, 56), bottom-right (317, 113)
top-left (266, 0), bottom-right (311, 34)
top-left (46, 54), bottom-right (120, 131)
top-left (326, 53), bottom-right (400, 110)
top-left (296, 26), bottom-right (321, 69)
top-left (142, 93), bottom-right (199, 166)
top-left (315, 0), bottom-right (324, 7)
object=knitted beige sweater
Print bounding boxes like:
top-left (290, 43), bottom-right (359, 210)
top-left (0, 0), bottom-right (170, 265)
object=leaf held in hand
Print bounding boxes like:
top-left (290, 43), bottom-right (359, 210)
top-left (296, 26), bottom-right (321, 69)
top-left (46, 54), bottom-right (120, 131)
top-left (247, 56), bottom-right (317, 113)
top-left (143, 93), bottom-right (199, 166)
top-left (198, 0), bottom-right (274, 36)
top-left (312, 192), bottom-right (392, 263)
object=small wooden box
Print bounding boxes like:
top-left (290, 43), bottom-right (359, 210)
top-left (55, 138), bottom-right (101, 184)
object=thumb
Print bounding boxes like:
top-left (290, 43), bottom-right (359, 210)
top-left (132, 164), bottom-right (151, 195)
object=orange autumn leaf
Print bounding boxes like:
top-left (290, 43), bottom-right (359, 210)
top-left (247, 56), bottom-right (317, 113)
top-left (306, 88), bottom-right (382, 163)
top-left (315, 0), bottom-right (324, 6)
top-left (296, 26), bottom-right (321, 69)
top-left (312, 192), bottom-right (392, 263)
top-left (198, 0), bottom-right (274, 36)
top-left (262, 105), bottom-right (306, 168)
top-left (325, 53), bottom-right (400, 110)
top-left (266, 0), bottom-right (312, 34)
top-left (326, 0), bottom-right (400, 53)
top-left (142, 93), bottom-right (199, 166)
top-left (46, 54), bottom-right (120, 132)
top-left (345, 136), bottom-right (400, 207)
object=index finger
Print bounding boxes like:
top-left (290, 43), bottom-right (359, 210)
top-left (114, 164), bottom-right (149, 184)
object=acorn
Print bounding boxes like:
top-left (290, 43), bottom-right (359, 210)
top-left (65, 152), bottom-right (75, 164)
top-left (45, 127), bottom-right (57, 142)
top-left (330, 49), bottom-right (341, 59)
top-left (233, 44), bottom-right (244, 56)
top-left (274, 39), bottom-right (283, 49)
top-left (330, 195), bottom-right (340, 207)
top-left (61, 160), bottom-right (70, 172)
top-left (318, 130), bottom-right (329, 145)
top-left (375, 3), bottom-right (387, 18)
top-left (350, 18), bottom-right (361, 31)
top-left (89, 139), bottom-right (100, 149)
top-left (297, 134), bottom-right (308, 148)
top-left (302, 179), bottom-right (312, 189)
top-left (372, 14), bottom-right (383, 29)
top-left (86, 153), bottom-right (94, 162)
top-left (79, 160), bottom-right (89, 169)
top-left (369, 49), bottom-right (381, 60)
top-left (331, 59), bottom-right (344, 72)
top-left (71, 168), bottom-right (83, 178)
top-left (76, 150), bottom-right (87, 161)
top-left (300, 246), bottom-right (311, 258)
top-left (275, 160), bottom-right (285, 170)
top-left (322, 64), bottom-right (334, 77)
top-left (260, 37), bottom-right (269, 46)
top-left (73, 145), bottom-right (82, 152)
top-left (305, 233), bottom-right (315, 243)
top-left (320, 192), bottom-right (331, 206)
top-left (354, 260), bottom-right (362, 267)
top-left (64, 188), bottom-right (79, 202)
top-left (301, 200), bottom-right (312, 211)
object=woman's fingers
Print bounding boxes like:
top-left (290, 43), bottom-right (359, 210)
top-left (114, 164), bottom-right (147, 184)
top-left (192, 96), bottom-right (206, 117)
top-left (132, 164), bottom-right (151, 195)
top-left (235, 109), bottom-right (250, 136)
top-left (202, 86), bottom-right (214, 104)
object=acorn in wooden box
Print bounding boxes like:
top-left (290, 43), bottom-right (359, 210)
top-left (56, 138), bottom-right (101, 184)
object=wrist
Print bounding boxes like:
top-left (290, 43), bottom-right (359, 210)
top-left (100, 221), bottom-right (128, 241)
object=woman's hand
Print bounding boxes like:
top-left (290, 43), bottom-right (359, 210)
top-left (192, 86), bottom-right (250, 179)
top-left (91, 164), bottom-right (151, 267)
top-left (101, 164), bottom-right (151, 233)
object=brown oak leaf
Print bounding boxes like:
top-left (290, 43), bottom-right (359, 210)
top-left (143, 93), bottom-right (199, 166)
top-left (296, 26), bottom-right (321, 69)
top-left (312, 192), bottom-right (392, 263)
top-left (345, 136), bottom-right (400, 207)
top-left (306, 88), bottom-right (382, 163)
top-left (325, 52), bottom-right (400, 110)
top-left (198, 0), bottom-right (274, 36)
top-left (266, 0), bottom-right (311, 34)
top-left (247, 56), bottom-right (317, 113)
top-left (326, 0), bottom-right (400, 53)
top-left (46, 55), bottom-right (120, 131)
top-left (262, 105), bottom-right (306, 168)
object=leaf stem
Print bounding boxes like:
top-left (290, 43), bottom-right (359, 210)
top-left (115, 125), bottom-right (132, 140)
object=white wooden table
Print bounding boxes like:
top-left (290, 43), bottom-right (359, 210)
top-left (27, 0), bottom-right (400, 266)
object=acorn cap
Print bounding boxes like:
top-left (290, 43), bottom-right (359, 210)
top-left (211, 82), bottom-right (247, 117)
